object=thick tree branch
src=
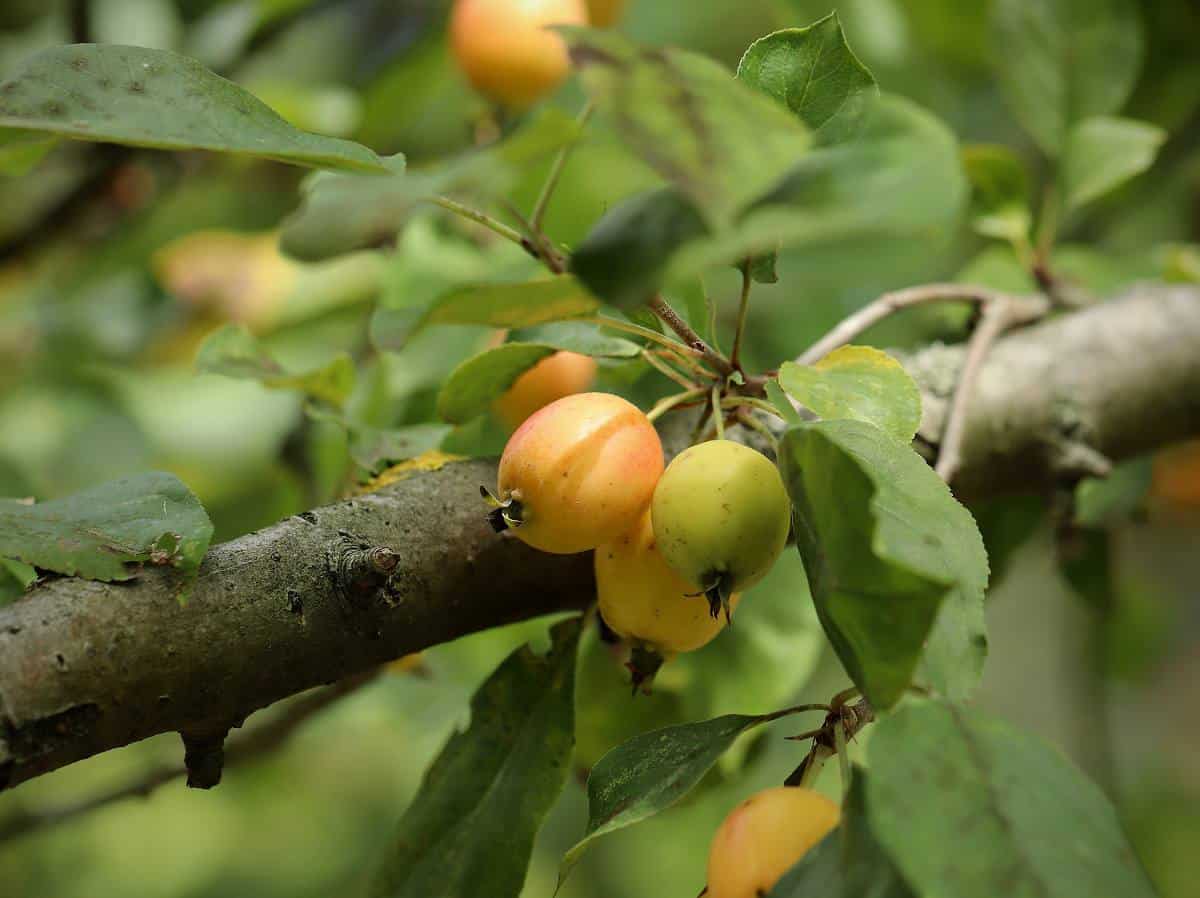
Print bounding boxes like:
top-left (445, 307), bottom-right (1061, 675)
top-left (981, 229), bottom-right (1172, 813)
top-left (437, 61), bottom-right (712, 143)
top-left (1, 284), bottom-right (1198, 794)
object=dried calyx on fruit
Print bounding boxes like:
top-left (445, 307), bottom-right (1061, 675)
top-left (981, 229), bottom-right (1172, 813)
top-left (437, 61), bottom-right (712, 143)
top-left (483, 392), bottom-right (664, 554)
top-left (651, 440), bottom-right (790, 622)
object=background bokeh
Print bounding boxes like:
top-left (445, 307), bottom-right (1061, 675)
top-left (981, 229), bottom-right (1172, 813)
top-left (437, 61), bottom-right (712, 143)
top-left (1, 1), bottom-right (1198, 896)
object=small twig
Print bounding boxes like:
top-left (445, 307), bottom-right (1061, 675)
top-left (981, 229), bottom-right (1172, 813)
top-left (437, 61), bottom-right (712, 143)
top-left (530, 101), bottom-right (594, 231)
top-left (784, 698), bottom-right (875, 790)
top-left (934, 295), bottom-right (1049, 483)
top-left (642, 351), bottom-right (699, 390)
top-left (711, 386), bottom-right (725, 440)
top-left (501, 199), bottom-right (568, 274)
top-left (0, 670), bottom-right (378, 846)
top-left (935, 302), bottom-right (1013, 483)
top-left (429, 195), bottom-right (530, 250)
top-left (647, 295), bottom-right (735, 377)
top-left (730, 261), bottom-right (753, 371)
top-left (796, 283), bottom-right (1032, 365)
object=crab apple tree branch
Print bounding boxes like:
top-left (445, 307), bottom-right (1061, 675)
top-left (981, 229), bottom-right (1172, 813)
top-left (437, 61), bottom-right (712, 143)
top-left (1, 283), bottom-right (1198, 794)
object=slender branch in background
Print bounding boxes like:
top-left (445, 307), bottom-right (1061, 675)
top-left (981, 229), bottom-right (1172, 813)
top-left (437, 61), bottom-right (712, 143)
top-left (530, 101), bottom-right (595, 231)
top-left (730, 261), bottom-right (753, 371)
top-left (429, 195), bottom-right (531, 252)
top-left (500, 199), bottom-right (569, 274)
top-left (0, 671), bottom-right (378, 846)
top-left (935, 299), bottom-right (1026, 483)
top-left (796, 283), bottom-right (1036, 365)
top-left (647, 295), bottom-right (735, 377)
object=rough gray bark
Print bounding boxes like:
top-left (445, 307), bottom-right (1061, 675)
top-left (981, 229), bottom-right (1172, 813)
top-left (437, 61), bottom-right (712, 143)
top-left (906, 285), bottom-right (1200, 499)
top-left (1, 284), bottom-right (1198, 792)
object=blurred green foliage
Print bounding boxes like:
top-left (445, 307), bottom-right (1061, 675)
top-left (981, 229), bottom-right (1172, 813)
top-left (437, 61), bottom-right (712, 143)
top-left (1, 1), bottom-right (1198, 897)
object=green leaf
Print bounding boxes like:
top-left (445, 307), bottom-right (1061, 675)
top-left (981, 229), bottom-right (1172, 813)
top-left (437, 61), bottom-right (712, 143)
top-left (437, 331), bottom-right (636, 425)
top-left (1062, 116), bottom-right (1166, 212)
top-left (868, 700), bottom-right (1157, 898)
top-left (747, 250), bottom-right (779, 284)
top-left (779, 346), bottom-right (922, 443)
top-left (0, 558), bottom-right (37, 607)
top-left (989, 0), bottom-right (1144, 155)
top-left (563, 27), bottom-right (811, 226)
top-left (779, 419), bottom-right (988, 709)
top-left (962, 144), bottom-right (1032, 243)
top-left (281, 109), bottom-right (579, 260)
top-left (736, 14), bottom-right (878, 144)
top-left (765, 380), bottom-right (802, 427)
top-left (0, 472), bottom-right (213, 586)
top-left (574, 97), bottom-right (963, 306)
top-left (416, 277), bottom-right (598, 332)
top-left (369, 618), bottom-right (580, 898)
top-left (769, 770), bottom-right (914, 898)
top-left (560, 712), bottom-right (776, 885)
top-left (0, 44), bottom-right (385, 171)
top-left (666, 96), bottom-right (966, 282)
top-left (571, 187), bottom-right (709, 311)
top-left (196, 324), bottom-right (355, 407)
top-left (0, 128), bottom-right (58, 176)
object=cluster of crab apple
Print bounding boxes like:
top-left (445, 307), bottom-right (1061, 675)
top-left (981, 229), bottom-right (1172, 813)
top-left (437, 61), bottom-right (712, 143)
top-left (486, 372), bottom-right (846, 896)
top-left (483, 378), bottom-right (791, 682)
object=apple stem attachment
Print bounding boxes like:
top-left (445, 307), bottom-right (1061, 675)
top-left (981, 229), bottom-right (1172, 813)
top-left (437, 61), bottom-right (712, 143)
top-left (479, 485), bottom-right (525, 533)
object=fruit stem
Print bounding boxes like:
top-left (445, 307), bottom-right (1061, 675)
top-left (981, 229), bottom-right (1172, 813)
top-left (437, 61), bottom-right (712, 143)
top-left (646, 387), bottom-right (708, 422)
top-left (711, 386), bottom-right (725, 440)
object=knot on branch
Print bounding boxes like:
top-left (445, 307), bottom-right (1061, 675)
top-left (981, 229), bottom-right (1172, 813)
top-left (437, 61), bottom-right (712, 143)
top-left (327, 531), bottom-right (401, 611)
top-left (181, 727), bottom-right (229, 789)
